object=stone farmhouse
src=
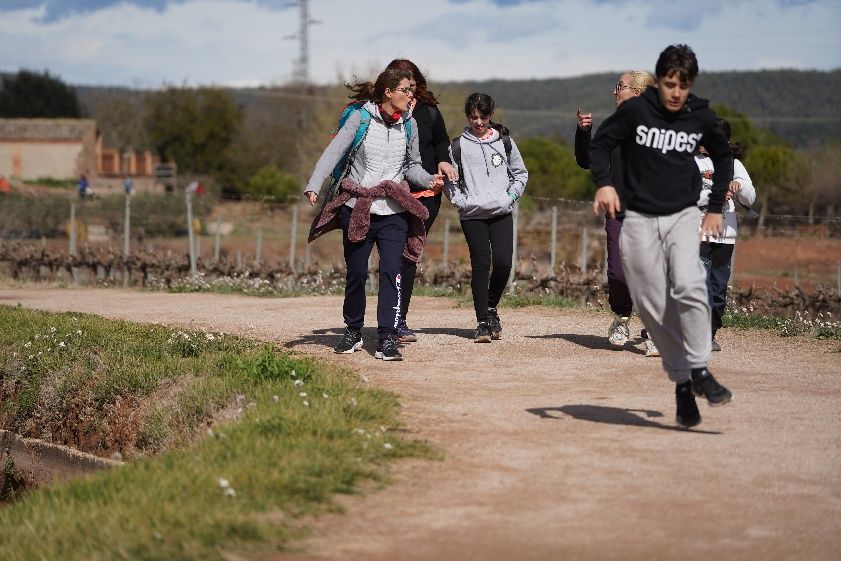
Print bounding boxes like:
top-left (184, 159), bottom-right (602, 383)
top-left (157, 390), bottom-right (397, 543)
top-left (0, 118), bottom-right (158, 185)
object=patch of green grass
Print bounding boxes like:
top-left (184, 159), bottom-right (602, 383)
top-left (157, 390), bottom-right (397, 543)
top-left (24, 177), bottom-right (76, 189)
top-left (499, 293), bottom-right (579, 309)
top-left (723, 308), bottom-right (841, 340)
top-left (0, 306), bottom-right (436, 560)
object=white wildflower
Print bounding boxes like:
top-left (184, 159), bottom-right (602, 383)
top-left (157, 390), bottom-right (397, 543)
top-left (272, 395), bottom-right (279, 403)
top-left (218, 478), bottom-right (230, 488)
top-left (302, 400), bottom-right (309, 407)
top-left (348, 397), bottom-right (357, 407)
top-left (383, 443), bottom-right (394, 450)
top-left (223, 488), bottom-right (236, 497)
top-left (58, 341), bottom-right (66, 349)
top-left (24, 341), bottom-right (31, 348)
top-left (293, 379), bottom-right (304, 387)
top-left (299, 392), bottom-right (307, 397)
top-left (322, 392), bottom-right (329, 399)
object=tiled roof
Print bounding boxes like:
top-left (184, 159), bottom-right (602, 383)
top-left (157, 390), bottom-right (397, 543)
top-left (0, 118), bottom-right (97, 141)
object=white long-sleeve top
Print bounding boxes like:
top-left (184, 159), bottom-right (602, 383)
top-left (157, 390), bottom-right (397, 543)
top-left (696, 156), bottom-right (755, 244)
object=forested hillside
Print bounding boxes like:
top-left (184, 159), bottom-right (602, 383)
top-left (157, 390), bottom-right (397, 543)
top-left (72, 69), bottom-right (840, 150)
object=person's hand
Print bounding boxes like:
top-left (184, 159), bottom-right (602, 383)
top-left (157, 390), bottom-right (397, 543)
top-left (428, 174), bottom-right (444, 192)
top-left (592, 186), bottom-right (621, 219)
top-left (700, 212), bottom-right (724, 238)
top-left (577, 108), bottom-right (592, 130)
top-left (438, 161), bottom-right (458, 182)
top-left (305, 191), bottom-right (317, 206)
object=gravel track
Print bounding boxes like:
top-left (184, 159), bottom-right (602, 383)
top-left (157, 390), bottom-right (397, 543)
top-left (2, 288), bottom-right (839, 561)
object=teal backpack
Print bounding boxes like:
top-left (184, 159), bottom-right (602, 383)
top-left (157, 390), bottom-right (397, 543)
top-left (326, 101), bottom-right (413, 202)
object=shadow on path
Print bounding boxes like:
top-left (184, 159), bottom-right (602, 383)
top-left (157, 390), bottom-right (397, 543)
top-left (283, 326), bottom-right (380, 355)
top-left (526, 404), bottom-right (721, 434)
top-left (414, 327), bottom-right (476, 339)
top-left (526, 333), bottom-right (645, 355)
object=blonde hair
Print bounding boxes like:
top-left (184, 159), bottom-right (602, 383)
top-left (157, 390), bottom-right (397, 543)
top-left (627, 70), bottom-right (655, 94)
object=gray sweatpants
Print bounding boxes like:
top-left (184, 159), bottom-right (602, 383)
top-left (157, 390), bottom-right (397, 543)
top-left (619, 206), bottom-right (711, 383)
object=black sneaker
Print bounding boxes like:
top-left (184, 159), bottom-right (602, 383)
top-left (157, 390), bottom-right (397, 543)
top-left (375, 336), bottom-right (403, 361)
top-left (675, 381), bottom-right (701, 428)
top-left (474, 321), bottom-right (492, 343)
top-left (690, 367), bottom-right (732, 406)
top-left (487, 308), bottom-right (502, 340)
top-left (334, 328), bottom-right (362, 354)
top-left (711, 339), bottom-right (722, 352)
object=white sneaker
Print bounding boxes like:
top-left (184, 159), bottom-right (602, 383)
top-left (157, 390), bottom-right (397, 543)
top-left (608, 315), bottom-right (630, 346)
top-left (644, 338), bottom-right (660, 357)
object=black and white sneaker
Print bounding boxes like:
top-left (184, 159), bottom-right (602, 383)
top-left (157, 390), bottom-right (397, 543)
top-left (375, 336), bottom-right (403, 361)
top-left (334, 328), bottom-right (362, 354)
top-left (690, 367), bottom-right (732, 406)
top-left (676, 381), bottom-right (701, 428)
top-left (474, 321), bottom-right (492, 343)
top-left (487, 308), bottom-right (502, 340)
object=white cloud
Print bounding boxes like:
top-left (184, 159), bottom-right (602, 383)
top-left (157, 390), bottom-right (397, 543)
top-left (0, 0), bottom-right (838, 86)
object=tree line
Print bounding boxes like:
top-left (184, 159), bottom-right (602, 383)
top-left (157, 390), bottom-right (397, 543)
top-left (2, 69), bottom-right (839, 218)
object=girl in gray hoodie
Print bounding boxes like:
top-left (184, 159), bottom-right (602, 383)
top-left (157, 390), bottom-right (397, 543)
top-left (444, 93), bottom-right (528, 343)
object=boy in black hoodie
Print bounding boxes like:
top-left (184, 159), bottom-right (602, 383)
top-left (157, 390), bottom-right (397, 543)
top-left (588, 44), bottom-right (734, 428)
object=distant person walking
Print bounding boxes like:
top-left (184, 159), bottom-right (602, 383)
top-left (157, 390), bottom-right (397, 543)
top-left (304, 66), bottom-right (443, 361)
top-left (575, 70), bottom-right (658, 355)
top-left (589, 44), bottom-right (734, 428)
top-left (695, 118), bottom-right (756, 350)
top-left (77, 174), bottom-right (89, 198)
top-left (385, 59), bottom-right (459, 343)
top-left (444, 93), bottom-right (528, 343)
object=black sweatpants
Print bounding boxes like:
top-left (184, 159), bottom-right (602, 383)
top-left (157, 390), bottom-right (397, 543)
top-left (461, 213), bottom-right (514, 322)
top-left (339, 205), bottom-right (409, 338)
top-left (400, 194), bottom-right (441, 321)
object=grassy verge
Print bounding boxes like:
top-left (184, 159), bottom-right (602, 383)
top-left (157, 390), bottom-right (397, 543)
top-left (723, 307), bottom-right (841, 341)
top-left (0, 305), bottom-right (435, 560)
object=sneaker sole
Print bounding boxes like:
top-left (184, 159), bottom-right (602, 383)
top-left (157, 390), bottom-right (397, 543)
top-left (491, 332), bottom-right (501, 340)
top-left (645, 350), bottom-right (661, 357)
top-left (397, 335), bottom-right (417, 343)
top-left (609, 339), bottom-right (627, 347)
top-left (692, 389), bottom-right (733, 407)
top-left (335, 340), bottom-right (363, 354)
top-left (474, 336), bottom-right (492, 343)
top-left (374, 351), bottom-right (403, 361)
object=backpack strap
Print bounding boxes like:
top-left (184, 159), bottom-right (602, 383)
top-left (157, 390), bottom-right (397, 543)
top-left (326, 105), bottom-right (371, 204)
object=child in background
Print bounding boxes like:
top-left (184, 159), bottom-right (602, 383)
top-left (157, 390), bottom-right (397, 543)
top-left (696, 118), bottom-right (756, 351)
top-left (444, 93), bottom-right (528, 342)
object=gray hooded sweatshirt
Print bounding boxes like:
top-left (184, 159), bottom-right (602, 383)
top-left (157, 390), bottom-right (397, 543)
top-left (303, 100), bottom-right (432, 215)
top-left (444, 127), bottom-right (528, 220)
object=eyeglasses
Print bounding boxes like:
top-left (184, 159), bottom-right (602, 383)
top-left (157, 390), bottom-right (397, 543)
top-left (613, 82), bottom-right (632, 95)
top-left (392, 86), bottom-right (415, 95)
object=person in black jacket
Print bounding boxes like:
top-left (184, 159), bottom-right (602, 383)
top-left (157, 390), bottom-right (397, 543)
top-left (589, 44), bottom-right (734, 429)
top-left (385, 59), bottom-right (458, 343)
top-left (575, 70), bottom-right (655, 354)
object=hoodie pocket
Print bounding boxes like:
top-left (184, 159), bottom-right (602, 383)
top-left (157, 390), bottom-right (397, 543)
top-left (488, 191), bottom-right (514, 216)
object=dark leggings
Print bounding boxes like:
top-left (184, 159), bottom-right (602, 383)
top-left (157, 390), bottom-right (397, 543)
top-left (605, 216), bottom-right (634, 317)
top-left (461, 213), bottom-right (514, 322)
top-left (400, 194), bottom-right (441, 321)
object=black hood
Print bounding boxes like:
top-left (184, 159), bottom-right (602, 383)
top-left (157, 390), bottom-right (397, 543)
top-left (640, 86), bottom-right (710, 118)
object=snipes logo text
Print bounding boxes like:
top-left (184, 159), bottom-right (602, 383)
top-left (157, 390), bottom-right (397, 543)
top-left (635, 125), bottom-right (701, 154)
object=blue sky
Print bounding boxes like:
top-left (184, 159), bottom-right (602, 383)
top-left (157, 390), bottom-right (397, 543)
top-left (1, 0), bottom-right (839, 87)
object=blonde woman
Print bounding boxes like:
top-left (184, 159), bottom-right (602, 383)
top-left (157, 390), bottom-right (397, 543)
top-left (574, 71), bottom-right (657, 354)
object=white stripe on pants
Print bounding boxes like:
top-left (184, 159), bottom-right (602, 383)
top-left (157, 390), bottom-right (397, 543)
top-left (620, 206), bottom-right (711, 383)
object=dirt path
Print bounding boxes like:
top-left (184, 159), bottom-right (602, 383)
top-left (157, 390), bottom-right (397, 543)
top-left (2, 288), bottom-right (839, 560)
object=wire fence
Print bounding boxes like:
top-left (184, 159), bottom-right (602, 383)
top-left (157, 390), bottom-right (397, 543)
top-left (1, 191), bottom-right (840, 295)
